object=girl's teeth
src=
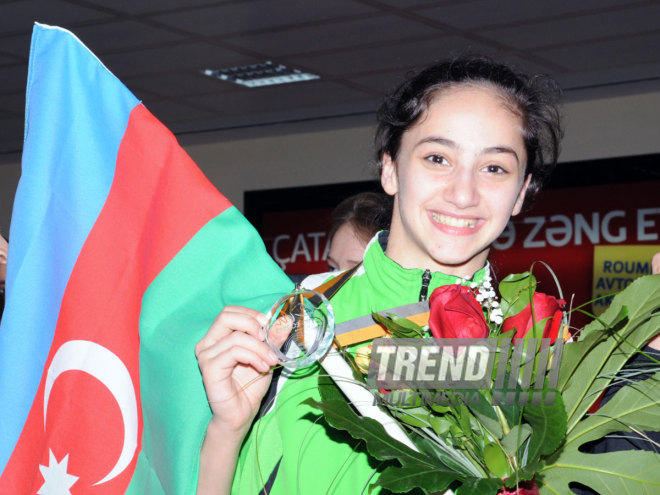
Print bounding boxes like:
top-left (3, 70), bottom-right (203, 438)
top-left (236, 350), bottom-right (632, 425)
top-left (432, 212), bottom-right (477, 228)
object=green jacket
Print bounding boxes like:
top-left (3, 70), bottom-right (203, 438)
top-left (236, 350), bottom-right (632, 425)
top-left (232, 233), bottom-right (486, 494)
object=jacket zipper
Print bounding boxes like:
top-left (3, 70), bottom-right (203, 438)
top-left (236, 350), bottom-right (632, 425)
top-left (419, 269), bottom-right (432, 302)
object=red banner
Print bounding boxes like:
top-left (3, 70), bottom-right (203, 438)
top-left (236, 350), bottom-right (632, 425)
top-left (491, 180), bottom-right (659, 326)
top-left (262, 208), bottom-right (333, 274)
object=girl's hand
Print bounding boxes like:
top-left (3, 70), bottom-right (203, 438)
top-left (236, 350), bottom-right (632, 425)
top-left (195, 305), bottom-right (292, 435)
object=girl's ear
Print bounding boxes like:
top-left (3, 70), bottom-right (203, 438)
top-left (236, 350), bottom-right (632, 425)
top-left (512, 174), bottom-right (532, 216)
top-left (380, 153), bottom-right (398, 196)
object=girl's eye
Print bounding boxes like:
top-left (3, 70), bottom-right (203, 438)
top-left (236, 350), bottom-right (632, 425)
top-left (426, 154), bottom-right (449, 166)
top-left (483, 164), bottom-right (507, 174)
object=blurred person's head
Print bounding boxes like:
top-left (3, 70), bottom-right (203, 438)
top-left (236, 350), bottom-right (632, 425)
top-left (327, 192), bottom-right (392, 271)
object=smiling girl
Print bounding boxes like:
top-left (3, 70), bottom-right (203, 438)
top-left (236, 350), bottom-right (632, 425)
top-left (195, 55), bottom-right (562, 494)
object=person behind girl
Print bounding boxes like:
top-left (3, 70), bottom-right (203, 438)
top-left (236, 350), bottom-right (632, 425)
top-left (195, 55), bottom-right (563, 494)
top-left (327, 191), bottom-right (392, 271)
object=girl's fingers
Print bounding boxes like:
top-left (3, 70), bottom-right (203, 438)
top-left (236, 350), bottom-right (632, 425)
top-left (196, 306), bottom-right (268, 354)
top-left (267, 314), bottom-right (294, 350)
top-left (198, 330), bottom-right (278, 368)
top-left (199, 343), bottom-right (273, 378)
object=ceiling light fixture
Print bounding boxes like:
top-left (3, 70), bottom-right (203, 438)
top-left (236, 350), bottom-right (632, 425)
top-left (202, 61), bottom-right (319, 88)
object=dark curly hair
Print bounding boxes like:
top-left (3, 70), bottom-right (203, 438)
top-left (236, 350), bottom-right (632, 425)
top-left (374, 55), bottom-right (563, 210)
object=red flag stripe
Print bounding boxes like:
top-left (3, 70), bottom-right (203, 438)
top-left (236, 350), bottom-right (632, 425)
top-left (1, 105), bottom-right (230, 493)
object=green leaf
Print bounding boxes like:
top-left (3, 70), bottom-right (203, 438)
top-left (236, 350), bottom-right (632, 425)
top-left (499, 271), bottom-right (536, 319)
top-left (384, 390), bottom-right (425, 409)
top-left (539, 372), bottom-right (660, 494)
top-left (497, 402), bottom-right (523, 433)
top-left (454, 403), bottom-right (474, 439)
top-left (430, 403), bottom-right (450, 414)
top-left (392, 406), bottom-right (432, 428)
top-left (483, 442), bottom-right (510, 478)
top-left (371, 463), bottom-right (459, 494)
top-left (501, 424), bottom-right (532, 456)
top-left (318, 371), bottom-right (351, 402)
top-left (454, 477), bottom-right (502, 495)
top-left (335, 344), bottom-right (367, 382)
top-left (466, 392), bottom-right (504, 440)
top-left (372, 312), bottom-right (425, 338)
top-left (557, 275), bottom-right (660, 433)
top-left (387, 313), bottom-right (427, 334)
top-left (539, 450), bottom-right (660, 495)
top-left (428, 415), bottom-right (452, 436)
top-left (606, 304), bottom-right (630, 328)
top-left (570, 372), bottom-right (660, 446)
top-left (522, 393), bottom-right (567, 466)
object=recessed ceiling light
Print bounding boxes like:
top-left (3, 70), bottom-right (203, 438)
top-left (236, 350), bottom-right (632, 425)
top-left (202, 61), bottom-right (319, 88)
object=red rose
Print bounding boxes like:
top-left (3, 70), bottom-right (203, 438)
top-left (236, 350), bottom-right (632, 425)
top-left (429, 285), bottom-right (489, 339)
top-left (502, 293), bottom-right (566, 343)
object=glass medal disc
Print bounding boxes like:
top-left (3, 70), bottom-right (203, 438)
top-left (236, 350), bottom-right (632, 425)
top-left (263, 288), bottom-right (335, 369)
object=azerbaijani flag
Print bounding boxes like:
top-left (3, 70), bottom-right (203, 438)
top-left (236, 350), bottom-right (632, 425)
top-left (0, 23), bottom-right (293, 494)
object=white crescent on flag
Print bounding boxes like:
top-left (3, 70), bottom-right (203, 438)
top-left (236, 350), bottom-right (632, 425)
top-left (44, 340), bottom-right (138, 485)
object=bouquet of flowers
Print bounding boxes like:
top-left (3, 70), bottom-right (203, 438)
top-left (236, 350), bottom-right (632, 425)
top-left (305, 268), bottom-right (660, 494)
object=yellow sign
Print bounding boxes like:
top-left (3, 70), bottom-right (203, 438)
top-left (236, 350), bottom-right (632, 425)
top-left (592, 244), bottom-right (660, 315)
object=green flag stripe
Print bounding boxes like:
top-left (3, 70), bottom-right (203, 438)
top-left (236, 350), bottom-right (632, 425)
top-left (127, 206), bottom-right (294, 494)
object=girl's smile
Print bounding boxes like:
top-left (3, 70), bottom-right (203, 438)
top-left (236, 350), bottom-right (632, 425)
top-left (429, 211), bottom-right (480, 232)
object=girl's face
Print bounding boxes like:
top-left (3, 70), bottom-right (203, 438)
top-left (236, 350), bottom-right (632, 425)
top-left (381, 84), bottom-right (529, 278)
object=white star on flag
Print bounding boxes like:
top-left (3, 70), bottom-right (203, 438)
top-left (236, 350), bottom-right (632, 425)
top-left (38, 449), bottom-right (79, 495)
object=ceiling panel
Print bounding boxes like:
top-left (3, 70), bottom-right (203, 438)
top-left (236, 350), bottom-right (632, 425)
top-left (0, 91), bottom-right (23, 116)
top-left (286, 35), bottom-right (497, 76)
top-left (184, 79), bottom-right (372, 116)
top-left (151, 0), bottom-right (378, 37)
top-left (480, 4), bottom-right (660, 49)
top-left (557, 62), bottom-right (660, 95)
top-left (71, 20), bottom-right (188, 53)
top-left (143, 98), bottom-right (221, 125)
top-left (223, 14), bottom-right (441, 58)
top-left (80, 0), bottom-right (225, 16)
top-left (0, 63), bottom-right (28, 95)
top-left (126, 71), bottom-right (235, 99)
top-left (98, 41), bottom-right (251, 78)
top-left (3, 0), bottom-right (113, 33)
top-left (418, 0), bottom-right (636, 30)
top-left (537, 32), bottom-right (660, 72)
top-left (374, 0), bottom-right (458, 7)
top-left (0, 32), bottom-right (31, 60)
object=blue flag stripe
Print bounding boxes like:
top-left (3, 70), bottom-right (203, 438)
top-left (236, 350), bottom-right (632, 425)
top-left (0, 24), bottom-right (139, 472)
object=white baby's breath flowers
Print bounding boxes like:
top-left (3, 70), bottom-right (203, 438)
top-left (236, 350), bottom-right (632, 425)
top-left (454, 263), bottom-right (503, 328)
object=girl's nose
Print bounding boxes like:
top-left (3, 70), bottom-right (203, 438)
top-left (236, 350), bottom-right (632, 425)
top-left (443, 167), bottom-right (479, 209)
